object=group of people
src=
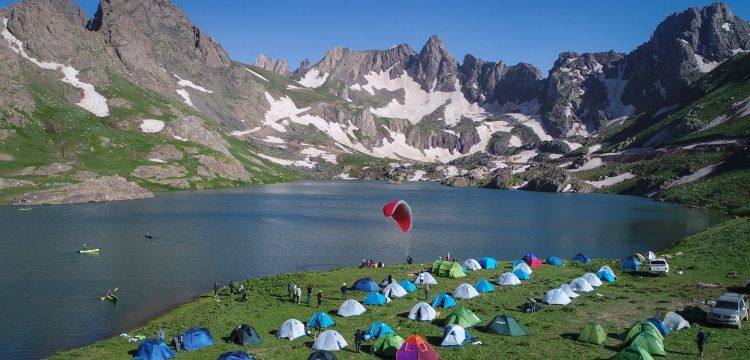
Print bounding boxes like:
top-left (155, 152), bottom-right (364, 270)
top-left (359, 259), bottom-right (385, 268)
top-left (287, 282), bottom-right (323, 307)
top-left (213, 281), bottom-right (248, 302)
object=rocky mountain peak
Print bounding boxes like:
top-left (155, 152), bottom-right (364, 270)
top-left (411, 35), bottom-right (458, 92)
top-left (254, 54), bottom-right (290, 76)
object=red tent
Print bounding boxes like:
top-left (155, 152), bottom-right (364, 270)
top-left (396, 335), bottom-right (440, 360)
top-left (523, 253), bottom-right (543, 268)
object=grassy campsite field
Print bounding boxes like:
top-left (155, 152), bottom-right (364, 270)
top-left (51, 218), bottom-right (750, 360)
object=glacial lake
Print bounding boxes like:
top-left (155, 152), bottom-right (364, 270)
top-left (0, 180), bottom-right (726, 359)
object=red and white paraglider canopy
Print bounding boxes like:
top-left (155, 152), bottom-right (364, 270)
top-left (383, 200), bottom-right (412, 233)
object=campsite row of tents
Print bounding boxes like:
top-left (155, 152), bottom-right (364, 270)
top-left (540, 266), bottom-right (617, 306)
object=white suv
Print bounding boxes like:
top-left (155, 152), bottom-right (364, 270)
top-left (649, 258), bottom-right (669, 275)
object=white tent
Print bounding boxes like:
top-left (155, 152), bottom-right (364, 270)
top-left (414, 272), bottom-right (438, 285)
top-left (558, 283), bottom-right (580, 298)
top-left (582, 273), bottom-right (603, 287)
top-left (598, 266), bottom-right (615, 277)
top-left (337, 299), bottom-right (366, 317)
top-left (382, 283), bottom-right (407, 298)
top-left (408, 302), bottom-right (437, 321)
top-left (464, 259), bottom-right (482, 271)
top-left (440, 324), bottom-right (468, 347)
top-left (312, 330), bottom-right (348, 351)
top-left (647, 251), bottom-right (656, 260)
top-left (663, 311), bottom-right (690, 330)
top-left (543, 288), bottom-right (572, 305)
top-left (497, 272), bottom-right (522, 286)
top-left (569, 277), bottom-right (594, 292)
top-left (276, 319), bottom-right (306, 340)
top-left (513, 262), bottom-right (533, 274)
top-left (453, 283), bottom-right (479, 299)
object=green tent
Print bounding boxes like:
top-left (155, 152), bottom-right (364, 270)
top-left (486, 315), bottom-right (528, 336)
top-left (431, 259), bottom-right (443, 273)
top-left (445, 307), bottom-right (482, 328)
top-left (624, 321), bottom-right (663, 343)
top-left (578, 322), bottom-right (606, 345)
top-left (432, 260), bottom-right (466, 278)
top-left (373, 333), bottom-right (404, 358)
top-left (609, 346), bottom-right (655, 360)
top-left (629, 332), bottom-right (666, 357)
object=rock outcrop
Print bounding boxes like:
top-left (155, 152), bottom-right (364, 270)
top-left (255, 54), bottom-right (290, 76)
top-left (20, 175), bottom-right (153, 204)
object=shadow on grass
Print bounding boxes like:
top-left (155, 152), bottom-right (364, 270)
top-left (726, 286), bottom-right (750, 294)
top-left (607, 331), bottom-right (623, 340)
top-left (560, 332), bottom-right (578, 340)
top-left (666, 349), bottom-right (694, 355)
top-left (603, 344), bottom-right (622, 352)
top-left (426, 335), bottom-right (443, 345)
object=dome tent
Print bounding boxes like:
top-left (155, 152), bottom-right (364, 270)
top-left (399, 279), bottom-right (417, 292)
top-left (487, 314), bottom-right (528, 336)
top-left (431, 292), bottom-right (457, 308)
top-left (307, 350), bottom-right (337, 360)
top-left (522, 252), bottom-right (543, 267)
top-left (513, 268), bottom-right (531, 280)
top-left (373, 333), bottom-right (404, 357)
top-left (363, 292), bottom-right (390, 305)
top-left (228, 324), bottom-right (262, 346)
top-left (440, 324), bottom-right (476, 348)
top-left (181, 327), bottom-right (214, 351)
top-left (217, 351), bottom-right (253, 360)
top-left (337, 299), bottom-right (366, 317)
top-left (276, 319), bottom-right (306, 340)
top-left (546, 256), bottom-right (564, 266)
top-left (382, 282), bottom-right (407, 298)
top-left (569, 277), bottom-right (594, 293)
top-left (397, 335), bottom-right (440, 360)
top-left (408, 302), bottom-right (437, 321)
top-left (629, 332), bottom-right (666, 357)
top-left (572, 253), bottom-right (593, 264)
top-left (582, 273), bottom-right (603, 287)
top-left (133, 339), bottom-right (175, 360)
top-left (624, 321), bottom-right (664, 343)
top-left (475, 278), bottom-right (495, 293)
top-left (363, 322), bottom-right (394, 340)
top-left (578, 322), bottom-right (606, 345)
top-left (312, 330), bottom-right (348, 351)
top-left (559, 284), bottom-right (580, 298)
top-left (498, 272), bottom-right (521, 286)
top-left (464, 258), bottom-right (481, 271)
top-left (598, 270), bottom-right (616, 282)
top-left (414, 272), bottom-right (438, 285)
top-left (662, 311), bottom-right (690, 330)
top-left (432, 260), bottom-right (467, 278)
top-left (609, 346), bottom-right (655, 360)
top-left (352, 277), bottom-right (380, 292)
top-left (513, 262), bottom-right (533, 274)
top-left (598, 266), bottom-right (615, 277)
top-left (621, 258), bottom-right (641, 271)
top-left (542, 288), bottom-right (572, 305)
top-left (306, 312), bottom-right (335, 328)
top-left (478, 257), bottom-right (497, 269)
top-left (453, 283), bottom-right (479, 299)
top-left (445, 307), bottom-right (482, 328)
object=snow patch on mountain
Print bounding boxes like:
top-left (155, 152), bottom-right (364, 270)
top-left (174, 75), bottom-right (213, 93)
top-left (506, 113), bottom-right (553, 141)
top-left (694, 54), bottom-right (720, 73)
top-left (245, 68), bottom-right (268, 81)
top-left (2, 17), bottom-right (109, 117)
top-left (508, 135), bottom-right (522, 147)
top-left (587, 172), bottom-right (635, 188)
top-left (721, 22), bottom-right (732, 32)
top-left (257, 153), bottom-right (315, 168)
top-left (598, 71), bottom-right (636, 118)
top-left (409, 170), bottom-right (426, 181)
top-left (139, 119), bottom-right (165, 133)
top-left (300, 147), bottom-right (338, 164)
top-left (510, 150), bottom-right (539, 163)
top-left (262, 135), bottom-right (286, 144)
top-left (231, 127), bottom-right (261, 136)
top-left (569, 157), bottom-right (604, 172)
top-left (562, 140), bottom-right (582, 151)
top-left (298, 68), bottom-right (329, 88)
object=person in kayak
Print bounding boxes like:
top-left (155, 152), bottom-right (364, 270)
top-left (144, 233), bottom-right (152, 239)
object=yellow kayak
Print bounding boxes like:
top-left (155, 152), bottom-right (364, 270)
top-left (18, 208), bottom-right (32, 211)
top-left (79, 248), bottom-right (101, 254)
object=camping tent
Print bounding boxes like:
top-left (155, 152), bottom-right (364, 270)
top-left (373, 333), bottom-right (404, 357)
top-left (432, 260), bottom-right (467, 278)
top-left (464, 259), bottom-right (482, 271)
top-left (523, 253), bottom-right (543, 267)
top-left (431, 292), bottom-right (457, 308)
top-left (569, 277), bottom-right (594, 292)
top-left (453, 283), bottom-right (479, 299)
top-left (662, 311), bottom-right (690, 330)
top-left (440, 324), bottom-right (476, 348)
top-left (498, 272), bottom-right (521, 286)
top-left (513, 262), bottom-right (533, 274)
top-left (399, 279), bottom-right (417, 292)
top-left (478, 257), bottom-right (497, 269)
top-left (559, 284), bottom-right (580, 298)
top-left (383, 283), bottom-right (407, 298)
top-left (647, 251), bottom-right (656, 260)
top-left (218, 351), bottom-right (253, 360)
top-left (629, 332), bottom-right (666, 356)
top-left (609, 346), bottom-right (655, 360)
top-left (631, 253), bottom-right (647, 262)
top-left (312, 330), bottom-right (348, 351)
top-left (572, 253), bottom-right (593, 264)
top-left (133, 339), bottom-right (175, 360)
top-left (582, 273), bottom-right (604, 287)
top-left (622, 258), bottom-right (641, 271)
top-left (598, 270), bottom-right (616, 283)
top-left (181, 328), bottom-right (215, 351)
top-left (598, 266), bottom-right (615, 277)
top-left (337, 299), bottom-right (366, 317)
top-left (397, 335), bottom-right (440, 360)
top-left (578, 322), bottom-right (606, 345)
top-left (228, 324), bottom-right (262, 346)
top-left (487, 315), bottom-right (528, 336)
top-left (542, 288), bottom-right (572, 305)
top-left (678, 306), bottom-right (707, 322)
top-left (364, 292), bottom-right (390, 305)
top-left (363, 322), bottom-right (394, 340)
top-left (624, 321), bottom-right (664, 343)
top-left (546, 256), bottom-right (564, 266)
top-left (307, 312), bottom-right (335, 328)
top-left (276, 319), bottom-right (306, 340)
top-left (647, 314), bottom-right (670, 336)
top-left (475, 279), bottom-right (495, 293)
top-left (408, 302), bottom-right (437, 321)
top-left (308, 350), bottom-right (337, 360)
top-left (352, 277), bottom-right (381, 292)
top-left (445, 307), bottom-right (482, 328)
top-left (414, 272), bottom-right (438, 285)
top-left (512, 268), bottom-right (531, 280)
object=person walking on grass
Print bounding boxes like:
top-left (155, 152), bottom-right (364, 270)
top-left (696, 327), bottom-right (708, 358)
top-left (213, 282), bottom-right (219, 297)
top-left (423, 281), bottom-right (430, 300)
top-left (307, 284), bottom-right (313, 306)
top-left (291, 284), bottom-right (297, 303)
top-left (354, 329), bottom-right (363, 353)
top-left (287, 281), bottom-right (293, 298)
top-left (317, 291), bottom-right (323, 307)
top-left (340, 283), bottom-right (348, 300)
top-left (158, 327), bottom-right (165, 341)
top-left (295, 285), bottom-right (302, 304)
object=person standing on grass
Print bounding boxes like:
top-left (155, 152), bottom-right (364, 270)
top-left (291, 284), bottom-right (297, 303)
top-left (213, 282), bottom-right (219, 297)
top-left (422, 281), bottom-right (430, 300)
top-left (696, 327), bottom-right (708, 358)
top-left (158, 327), bottom-right (165, 341)
top-left (340, 283), bottom-right (348, 300)
top-left (287, 281), bottom-right (293, 298)
top-left (296, 285), bottom-right (302, 304)
top-left (354, 329), bottom-right (363, 353)
top-left (406, 255), bottom-right (413, 265)
top-left (317, 291), bottom-right (323, 307)
top-left (307, 284), bottom-right (313, 306)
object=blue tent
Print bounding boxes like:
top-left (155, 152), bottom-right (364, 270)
top-left (621, 258), bottom-right (640, 271)
top-left (522, 252), bottom-right (540, 262)
top-left (364, 292), bottom-right (389, 305)
top-left (133, 339), bottom-right (175, 360)
top-left (572, 253), bottom-right (592, 264)
top-left (352, 277), bottom-right (381, 292)
top-left (648, 314), bottom-right (670, 336)
top-left (307, 312), bottom-right (335, 328)
top-left (475, 279), bottom-right (495, 293)
top-left (218, 351), bottom-right (254, 360)
top-left (363, 321), bottom-right (394, 340)
top-left (431, 292), bottom-right (457, 308)
top-left (511, 260), bottom-right (525, 269)
top-left (512, 268), bottom-right (531, 280)
top-left (546, 256), bottom-right (563, 266)
top-left (597, 270), bottom-right (616, 282)
top-left (479, 257), bottom-right (497, 269)
top-left (399, 279), bottom-right (417, 292)
top-left (182, 328), bottom-right (215, 351)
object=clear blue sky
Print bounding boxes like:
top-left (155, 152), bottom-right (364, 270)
top-left (2, 0), bottom-right (749, 73)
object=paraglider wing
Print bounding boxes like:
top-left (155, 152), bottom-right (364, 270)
top-left (383, 200), bottom-right (412, 233)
